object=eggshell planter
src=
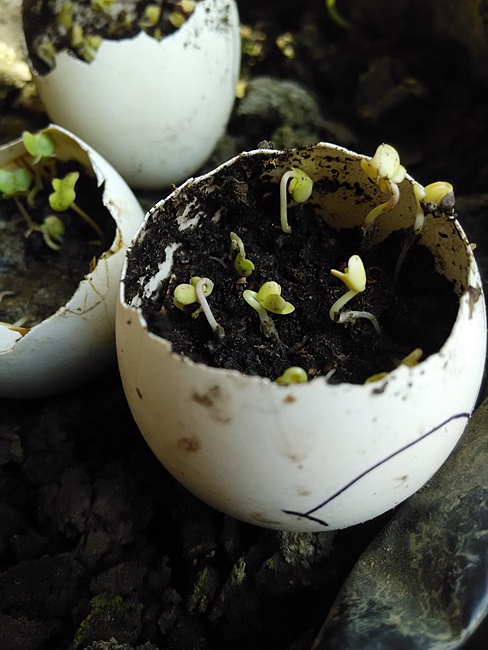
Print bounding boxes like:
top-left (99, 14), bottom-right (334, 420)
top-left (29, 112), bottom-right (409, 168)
top-left (21, 0), bottom-right (241, 189)
top-left (116, 143), bottom-right (486, 532)
top-left (0, 124), bottom-right (145, 399)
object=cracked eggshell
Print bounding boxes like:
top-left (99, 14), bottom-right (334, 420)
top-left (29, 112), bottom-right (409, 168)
top-left (22, 0), bottom-right (241, 189)
top-left (116, 143), bottom-right (486, 532)
top-left (0, 124), bottom-right (145, 398)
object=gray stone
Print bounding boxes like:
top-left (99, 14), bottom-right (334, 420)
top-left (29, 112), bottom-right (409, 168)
top-left (313, 395), bottom-right (488, 649)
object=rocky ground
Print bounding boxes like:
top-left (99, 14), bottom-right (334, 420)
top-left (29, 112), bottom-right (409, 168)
top-left (2, 0), bottom-right (488, 648)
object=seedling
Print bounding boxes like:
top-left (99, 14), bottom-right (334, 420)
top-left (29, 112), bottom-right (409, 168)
top-left (169, 1), bottom-right (196, 29)
top-left (22, 130), bottom-right (56, 165)
top-left (139, 5), bottom-right (161, 29)
top-left (364, 348), bottom-right (423, 384)
top-left (230, 232), bottom-right (254, 277)
top-left (329, 254), bottom-right (380, 334)
top-left (275, 366), bottom-right (308, 385)
top-left (79, 35), bottom-right (104, 62)
top-left (361, 144), bottom-right (406, 232)
top-left (56, 3), bottom-right (74, 29)
top-left (0, 167), bottom-right (32, 198)
top-left (174, 277), bottom-right (224, 339)
top-left (91, 0), bottom-right (114, 11)
top-left (36, 40), bottom-right (56, 68)
top-left (280, 167), bottom-right (313, 233)
top-left (325, 0), bottom-right (350, 29)
top-left (413, 181), bottom-right (455, 232)
top-left (394, 180), bottom-right (455, 283)
top-left (14, 196), bottom-right (65, 251)
top-left (243, 281), bottom-right (294, 342)
top-left (1, 129), bottom-right (104, 251)
top-left (49, 172), bottom-right (103, 239)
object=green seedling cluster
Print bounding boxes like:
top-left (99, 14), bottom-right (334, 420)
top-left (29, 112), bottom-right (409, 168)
top-left (0, 129), bottom-right (103, 252)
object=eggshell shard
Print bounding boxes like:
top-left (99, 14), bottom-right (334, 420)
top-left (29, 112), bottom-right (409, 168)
top-left (0, 124), bottom-right (145, 398)
top-left (22, 0), bottom-right (241, 189)
top-left (116, 143), bottom-right (486, 532)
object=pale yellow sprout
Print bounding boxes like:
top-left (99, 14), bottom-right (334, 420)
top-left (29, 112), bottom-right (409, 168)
top-left (364, 348), bottom-right (423, 384)
top-left (330, 255), bottom-right (380, 334)
top-left (361, 144), bottom-right (406, 228)
top-left (275, 367), bottom-right (308, 385)
top-left (174, 277), bottom-right (224, 338)
top-left (412, 181), bottom-right (454, 233)
top-left (279, 167), bottom-right (313, 233)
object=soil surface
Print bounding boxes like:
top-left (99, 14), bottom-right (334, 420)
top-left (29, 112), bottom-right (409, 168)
top-left (23, 0), bottom-right (200, 74)
top-left (126, 152), bottom-right (458, 385)
top-left (0, 158), bottom-right (115, 327)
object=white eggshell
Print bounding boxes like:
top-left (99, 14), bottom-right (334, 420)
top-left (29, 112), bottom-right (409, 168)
top-left (0, 124), bottom-right (144, 398)
top-left (116, 143), bottom-right (486, 531)
top-left (23, 0), bottom-right (241, 189)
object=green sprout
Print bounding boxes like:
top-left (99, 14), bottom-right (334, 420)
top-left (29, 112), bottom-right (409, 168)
top-left (279, 167), bottom-right (313, 233)
top-left (139, 5), bottom-right (161, 28)
top-left (39, 215), bottom-right (66, 250)
top-left (174, 277), bottom-right (224, 339)
top-left (230, 232), bottom-right (254, 277)
top-left (49, 172), bottom-right (103, 239)
top-left (12, 196), bottom-right (64, 251)
top-left (79, 35), bottom-right (104, 62)
top-left (243, 281), bottom-right (294, 341)
top-left (22, 130), bottom-right (56, 165)
top-left (0, 167), bottom-right (32, 198)
top-left (275, 366), bottom-right (308, 385)
top-left (364, 348), bottom-right (423, 384)
top-left (36, 40), bottom-right (56, 68)
top-left (169, 1), bottom-right (196, 29)
top-left (91, 0), bottom-right (114, 11)
top-left (108, 11), bottom-right (133, 34)
top-left (329, 254), bottom-right (380, 334)
top-left (71, 25), bottom-right (84, 48)
top-left (361, 144), bottom-right (406, 232)
top-left (56, 2), bottom-right (74, 29)
top-left (325, 0), bottom-right (350, 29)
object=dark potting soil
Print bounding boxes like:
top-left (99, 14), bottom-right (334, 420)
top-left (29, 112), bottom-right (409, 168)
top-left (23, 0), bottom-right (201, 75)
top-left (0, 160), bottom-right (115, 327)
top-left (125, 153), bottom-right (458, 385)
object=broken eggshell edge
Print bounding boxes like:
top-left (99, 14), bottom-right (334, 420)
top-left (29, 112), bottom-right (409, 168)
top-left (21, 0), bottom-right (241, 189)
top-left (116, 143), bottom-right (486, 532)
top-left (0, 124), bottom-right (145, 398)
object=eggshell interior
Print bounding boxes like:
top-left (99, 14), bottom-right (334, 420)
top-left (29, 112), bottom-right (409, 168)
top-left (116, 143), bottom-right (486, 531)
top-left (0, 125), bottom-right (145, 398)
top-left (23, 0), bottom-right (241, 189)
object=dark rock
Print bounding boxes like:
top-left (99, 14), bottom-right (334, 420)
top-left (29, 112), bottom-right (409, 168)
top-left (165, 615), bottom-right (207, 650)
top-left (314, 396), bottom-right (488, 649)
top-left (74, 594), bottom-right (144, 648)
top-left (90, 560), bottom-right (148, 596)
top-left (0, 613), bottom-right (55, 650)
top-left (0, 552), bottom-right (84, 619)
top-left (158, 588), bottom-right (182, 635)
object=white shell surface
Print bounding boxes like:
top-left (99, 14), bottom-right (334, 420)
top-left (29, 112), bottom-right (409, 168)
top-left (116, 143), bottom-right (487, 531)
top-left (25, 0), bottom-right (241, 189)
top-left (0, 124), bottom-right (145, 398)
